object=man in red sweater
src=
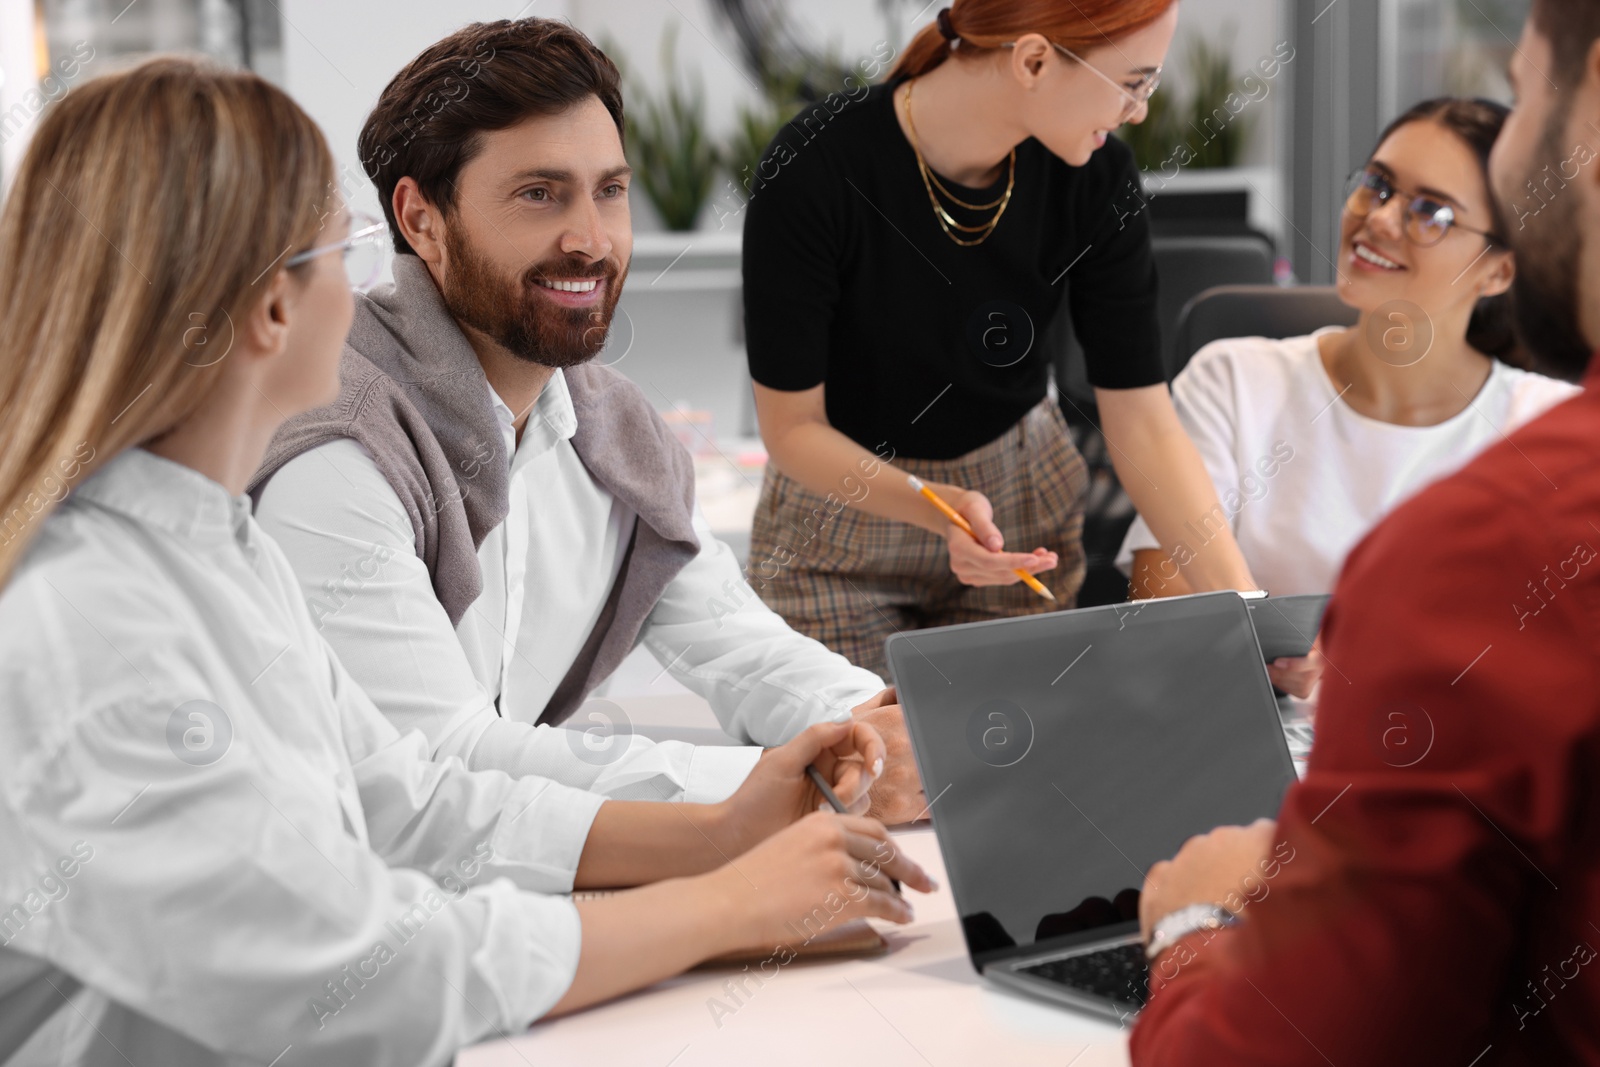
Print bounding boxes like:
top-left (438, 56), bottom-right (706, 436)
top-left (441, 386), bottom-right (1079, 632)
top-left (1130, 3), bottom-right (1600, 1063)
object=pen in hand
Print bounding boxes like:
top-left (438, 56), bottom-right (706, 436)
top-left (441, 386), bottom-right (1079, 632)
top-left (806, 763), bottom-right (901, 893)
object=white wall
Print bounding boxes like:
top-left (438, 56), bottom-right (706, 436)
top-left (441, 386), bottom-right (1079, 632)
top-left (0, 0), bottom-right (41, 191)
top-left (8, 0), bottom-right (1289, 217)
top-left (569, 0), bottom-right (893, 140)
top-left (568, 0), bottom-right (1288, 203)
top-left (1165, 0), bottom-right (1288, 169)
top-left (280, 0), bottom-right (571, 221)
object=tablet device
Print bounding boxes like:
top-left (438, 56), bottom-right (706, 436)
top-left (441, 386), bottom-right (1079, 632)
top-left (1248, 593), bottom-right (1331, 661)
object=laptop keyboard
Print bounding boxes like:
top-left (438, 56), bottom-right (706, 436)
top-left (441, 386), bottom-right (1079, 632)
top-left (1019, 942), bottom-right (1149, 1006)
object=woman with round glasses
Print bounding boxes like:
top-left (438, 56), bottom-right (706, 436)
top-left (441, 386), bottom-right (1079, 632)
top-left (742, 0), bottom-right (1263, 678)
top-left (1119, 96), bottom-right (1579, 696)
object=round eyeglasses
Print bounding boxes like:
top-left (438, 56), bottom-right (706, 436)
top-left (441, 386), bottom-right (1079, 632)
top-left (1054, 42), bottom-right (1160, 124)
top-left (1342, 168), bottom-right (1502, 248)
top-left (1002, 39), bottom-right (1162, 124)
top-left (285, 210), bottom-right (389, 290)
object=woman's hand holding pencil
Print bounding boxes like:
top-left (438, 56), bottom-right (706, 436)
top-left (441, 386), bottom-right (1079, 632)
top-left (907, 475), bottom-right (1058, 598)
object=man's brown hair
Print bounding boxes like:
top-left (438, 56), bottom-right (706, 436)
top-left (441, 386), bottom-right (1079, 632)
top-left (359, 18), bottom-right (624, 255)
top-left (1531, 0), bottom-right (1600, 91)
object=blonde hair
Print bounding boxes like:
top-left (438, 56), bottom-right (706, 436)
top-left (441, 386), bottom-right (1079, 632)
top-left (0, 56), bottom-right (335, 586)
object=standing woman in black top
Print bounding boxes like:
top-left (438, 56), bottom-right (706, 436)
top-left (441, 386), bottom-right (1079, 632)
top-left (743, 0), bottom-right (1259, 676)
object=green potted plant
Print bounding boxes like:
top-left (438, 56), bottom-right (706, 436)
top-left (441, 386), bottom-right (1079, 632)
top-left (720, 64), bottom-right (806, 202)
top-left (617, 27), bottom-right (718, 231)
top-left (1119, 29), bottom-right (1253, 172)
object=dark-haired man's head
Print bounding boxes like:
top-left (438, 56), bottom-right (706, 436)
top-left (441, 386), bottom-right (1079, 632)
top-left (1490, 2), bottom-right (1600, 380)
top-left (360, 18), bottom-right (631, 369)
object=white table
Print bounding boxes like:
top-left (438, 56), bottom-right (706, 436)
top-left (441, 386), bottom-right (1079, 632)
top-left (460, 824), bottom-right (1130, 1067)
top-left (460, 694), bottom-right (1133, 1067)
top-left (463, 679), bottom-right (1322, 1065)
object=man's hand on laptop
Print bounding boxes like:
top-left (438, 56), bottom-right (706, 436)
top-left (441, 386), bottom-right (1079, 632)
top-left (715, 719), bottom-right (885, 855)
top-left (1267, 644), bottom-right (1324, 699)
top-left (851, 688), bottom-right (930, 825)
top-left (1139, 818), bottom-right (1280, 948)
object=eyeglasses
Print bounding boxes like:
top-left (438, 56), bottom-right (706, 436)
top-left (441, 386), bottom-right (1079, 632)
top-left (285, 210), bottom-right (389, 290)
top-left (1005, 39), bottom-right (1162, 124)
top-left (1342, 167), bottom-right (1502, 248)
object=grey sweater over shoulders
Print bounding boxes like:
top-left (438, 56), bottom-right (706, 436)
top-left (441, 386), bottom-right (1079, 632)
top-left (249, 255), bottom-right (700, 725)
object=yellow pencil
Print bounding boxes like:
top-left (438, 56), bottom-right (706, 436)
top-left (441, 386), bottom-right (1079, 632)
top-left (907, 474), bottom-right (1056, 601)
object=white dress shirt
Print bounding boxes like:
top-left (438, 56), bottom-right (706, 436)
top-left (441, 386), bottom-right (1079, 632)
top-left (1117, 330), bottom-right (1582, 593)
top-left (0, 449), bottom-right (600, 1067)
top-left (254, 369), bottom-right (884, 806)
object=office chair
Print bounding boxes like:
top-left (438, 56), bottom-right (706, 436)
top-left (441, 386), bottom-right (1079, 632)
top-left (1064, 282), bottom-right (1359, 607)
top-left (1052, 236), bottom-right (1277, 608)
top-left (1174, 285), bottom-right (1358, 371)
top-left (1053, 234), bottom-right (1278, 413)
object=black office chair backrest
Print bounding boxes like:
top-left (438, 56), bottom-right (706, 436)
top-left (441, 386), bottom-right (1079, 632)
top-left (1060, 276), bottom-right (1359, 609)
top-left (1174, 285), bottom-right (1359, 372)
top-left (1050, 236), bottom-right (1271, 608)
top-left (1052, 233), bottom-right (1276, 410)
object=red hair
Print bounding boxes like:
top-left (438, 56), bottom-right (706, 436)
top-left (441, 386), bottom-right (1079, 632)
top-left (891, 0), bottom-right (1177, 81)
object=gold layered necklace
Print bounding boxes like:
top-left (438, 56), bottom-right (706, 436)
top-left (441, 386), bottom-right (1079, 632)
top-left (903, 77), bottom-right (1015, 246)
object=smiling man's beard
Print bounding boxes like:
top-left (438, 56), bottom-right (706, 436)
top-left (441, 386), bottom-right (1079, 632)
top-left (1502, 103), bottom-right (1594, 382)
top-left (438, 224), bottom-right (627, 370)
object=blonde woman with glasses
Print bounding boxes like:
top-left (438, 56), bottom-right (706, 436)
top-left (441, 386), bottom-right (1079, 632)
top-left (0, 58), bottom-right (928, 1067)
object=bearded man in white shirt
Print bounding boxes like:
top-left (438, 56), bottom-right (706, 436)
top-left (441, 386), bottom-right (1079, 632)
top-left (251, 18), bottom-right (924, 824)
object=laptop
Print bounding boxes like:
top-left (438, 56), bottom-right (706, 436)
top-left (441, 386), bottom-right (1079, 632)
top-left (883, 591), bottom-right (1298, 1023)
top-left (1248, 593), bottom-right (1331, 662)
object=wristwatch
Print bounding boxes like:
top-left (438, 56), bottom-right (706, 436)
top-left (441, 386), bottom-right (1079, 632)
top-left (1144, 903), bottom-right (1238, 960)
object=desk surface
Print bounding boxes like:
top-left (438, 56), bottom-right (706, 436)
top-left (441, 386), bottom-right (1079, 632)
top-left (464, 682), bottom-right (1317, 1065)
top-left (460, 825), bottom-right (1131, 1067)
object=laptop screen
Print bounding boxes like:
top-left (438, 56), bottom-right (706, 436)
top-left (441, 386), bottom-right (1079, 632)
top-left (886, 592), bottom-right (1297, 967)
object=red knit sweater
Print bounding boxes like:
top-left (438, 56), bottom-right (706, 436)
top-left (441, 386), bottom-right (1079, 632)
top-left (1132, 359), bottom-right (1600, 1065)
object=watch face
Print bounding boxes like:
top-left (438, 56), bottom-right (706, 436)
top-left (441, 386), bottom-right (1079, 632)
top-left (1149, 904), bottom-right (1234, 954)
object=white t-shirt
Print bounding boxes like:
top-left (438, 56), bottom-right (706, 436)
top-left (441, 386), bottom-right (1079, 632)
top-left (1117, 329), bottom-right (1582, 595)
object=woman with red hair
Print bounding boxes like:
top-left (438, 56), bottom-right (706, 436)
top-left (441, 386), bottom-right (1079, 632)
top-left (743, 0), bottom-right (1263, 687)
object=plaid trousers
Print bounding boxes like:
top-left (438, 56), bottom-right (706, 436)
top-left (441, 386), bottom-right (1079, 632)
top-left (749, 399), bottom-right (1090, 677)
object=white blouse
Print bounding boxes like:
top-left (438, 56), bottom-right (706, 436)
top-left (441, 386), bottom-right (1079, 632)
top-left (0, 448), bottom-right (594, 1066)
top-left (1119, 330), bottom-right (1582, 594)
